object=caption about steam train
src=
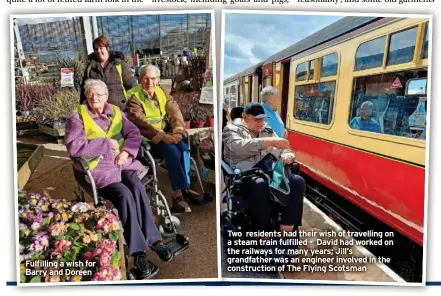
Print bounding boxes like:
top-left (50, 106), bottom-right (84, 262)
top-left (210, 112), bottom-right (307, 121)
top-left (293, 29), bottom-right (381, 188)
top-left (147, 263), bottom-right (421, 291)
top-left (226, 229), bottom-right (393, 273)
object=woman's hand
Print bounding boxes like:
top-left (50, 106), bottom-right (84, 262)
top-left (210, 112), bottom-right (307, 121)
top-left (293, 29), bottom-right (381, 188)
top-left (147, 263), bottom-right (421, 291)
top-left (109, 139), bottom-right (120, 151)
top-left (115, 151), bottom-right (130, 167)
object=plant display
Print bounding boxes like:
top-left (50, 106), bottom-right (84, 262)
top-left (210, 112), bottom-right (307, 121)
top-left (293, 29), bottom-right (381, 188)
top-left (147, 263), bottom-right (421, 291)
top-left (37, 89), bottom-right (80, 126)
top-left (191, 103), bottom-right (213, 122)
top-left (15, 83), bottom-right (57, 116)
top-left (18, 190), bottom-right (123, 283)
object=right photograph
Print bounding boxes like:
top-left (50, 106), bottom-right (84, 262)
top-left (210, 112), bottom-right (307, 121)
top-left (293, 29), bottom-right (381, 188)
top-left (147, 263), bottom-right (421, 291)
top-left (220, 11), bottom-right (430, 285)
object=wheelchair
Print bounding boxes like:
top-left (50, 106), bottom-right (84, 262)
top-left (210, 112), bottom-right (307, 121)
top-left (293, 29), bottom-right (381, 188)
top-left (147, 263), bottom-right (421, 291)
top-left (72, 144), bottom-right (190, 280)
top-left (137, 132), bottom-right (213, 207)
top-left (220, 156), bottom-right (300, 242)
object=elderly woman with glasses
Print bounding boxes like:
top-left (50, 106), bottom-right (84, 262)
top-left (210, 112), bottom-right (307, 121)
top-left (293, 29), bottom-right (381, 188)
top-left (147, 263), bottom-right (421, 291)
top-left (126, 65), bottom-right (203, 214)
top-left (65, 79), bottom-right (173, 279)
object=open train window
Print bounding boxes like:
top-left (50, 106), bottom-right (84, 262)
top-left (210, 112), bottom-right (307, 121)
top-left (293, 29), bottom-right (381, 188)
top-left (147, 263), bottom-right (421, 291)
top-left (349, 69), bottom-right (427, 140)
top-left (309, 60), bottom-right (315, 80)
top-left (422, 22), bottom-right (429, 60)
top-left (355, 36), bottom-right (386, 71)
top-left (321, 53), bottom-right (338, 77)
top-left (293, 81), bottom-right (336, 125)
top-left (296, 62), bottom-right (308, 81)
top-left (387, 26), bottom-right (418, 66)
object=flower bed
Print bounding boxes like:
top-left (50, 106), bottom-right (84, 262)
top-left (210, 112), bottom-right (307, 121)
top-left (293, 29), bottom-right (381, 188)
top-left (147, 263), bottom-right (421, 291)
top-left (18, 190), bottom-right (123, 283)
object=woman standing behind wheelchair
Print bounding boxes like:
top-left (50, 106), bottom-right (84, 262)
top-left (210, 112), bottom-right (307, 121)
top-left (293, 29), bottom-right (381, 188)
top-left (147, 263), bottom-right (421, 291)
top-left (125, 65), bottom-right (203, 214)
top-left (65, 79), bottom-right (173, 280)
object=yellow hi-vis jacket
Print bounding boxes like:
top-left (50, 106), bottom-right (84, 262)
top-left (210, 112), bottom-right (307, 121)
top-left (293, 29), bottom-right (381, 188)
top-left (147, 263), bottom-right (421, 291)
top-left (74, 104), bottom-right (124, 170)
top-left (127, 85), bottom-right (167, 141)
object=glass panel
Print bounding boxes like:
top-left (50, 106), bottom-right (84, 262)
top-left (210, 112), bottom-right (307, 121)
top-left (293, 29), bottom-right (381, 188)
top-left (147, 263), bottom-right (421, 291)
top-left (422, 22), bottom-right (429, 60)
top-left (294, 81), bottom-right (336, 125)
top-left (309, 60), bottom-right (315, 80)
top-left (350, 69), bottom-right (428, 140)
top-left (321, 53), bottom-right (338, 77)
top-left (387, 27), bottom-right (417, 66)
top-left (355, 36), bottom-right (386, 71)
top-left (295, 62), bottom-right (307, 82)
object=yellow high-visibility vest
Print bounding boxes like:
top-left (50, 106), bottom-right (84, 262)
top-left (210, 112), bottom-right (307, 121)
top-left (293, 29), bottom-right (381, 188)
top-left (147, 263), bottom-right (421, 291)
top-left (74, 104), bottom-right (124, 170)
top-left (127, 85), bottom-right (167, 141)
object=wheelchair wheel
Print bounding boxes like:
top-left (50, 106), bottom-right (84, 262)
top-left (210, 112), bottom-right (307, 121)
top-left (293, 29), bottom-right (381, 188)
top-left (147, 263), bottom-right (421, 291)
top-left (159, 215), bottom-right (180, 238)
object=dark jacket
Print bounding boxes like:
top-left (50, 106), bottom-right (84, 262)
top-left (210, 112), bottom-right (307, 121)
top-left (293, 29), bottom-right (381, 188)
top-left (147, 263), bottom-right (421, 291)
top-left (80, 51), bottom-right (137, 110)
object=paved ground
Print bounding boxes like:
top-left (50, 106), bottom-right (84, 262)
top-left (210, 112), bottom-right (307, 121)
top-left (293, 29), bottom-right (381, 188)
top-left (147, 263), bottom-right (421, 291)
top-left (20, 138), bottom-right (218, 280)
top-left (219, 171), bottom-right (399, 283)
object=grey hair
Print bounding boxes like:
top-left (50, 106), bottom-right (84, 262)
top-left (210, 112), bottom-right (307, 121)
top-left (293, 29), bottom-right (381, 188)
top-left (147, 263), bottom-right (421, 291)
top-left (84, 79), bottom-right (108, 97)
top-left (361, 101), bottom-right (374, 110)
top-left (139, 64), bottom-right (161, 81)
top-left (260, 86), bottom-right (279, 103)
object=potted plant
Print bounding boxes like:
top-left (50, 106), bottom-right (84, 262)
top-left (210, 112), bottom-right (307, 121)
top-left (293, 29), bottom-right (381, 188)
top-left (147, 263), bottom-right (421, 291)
top-left (204, 105), bottom-right (214, 127)
top-left (191, 103), bottom-right (210, 128)
top-left (36, 89), bottom-right (79, 139)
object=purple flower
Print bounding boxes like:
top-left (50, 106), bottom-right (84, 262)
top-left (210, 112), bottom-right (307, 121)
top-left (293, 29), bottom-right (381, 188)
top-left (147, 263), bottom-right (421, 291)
top-left (31, 222), bottom-right (42, 231)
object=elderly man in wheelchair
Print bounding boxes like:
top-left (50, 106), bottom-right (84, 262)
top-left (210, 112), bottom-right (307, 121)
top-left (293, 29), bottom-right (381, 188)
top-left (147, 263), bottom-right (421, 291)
top-left (222, 102), bottom-right (306, 257)
top-left (126, 64), bottom-right (209, 214)
top-left (65, 79), bottom-right (189, 280)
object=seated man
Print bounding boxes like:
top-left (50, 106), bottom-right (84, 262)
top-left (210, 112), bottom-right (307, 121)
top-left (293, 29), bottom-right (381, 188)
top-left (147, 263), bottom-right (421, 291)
top-left (126, 65), bottom-right (202, 214)
top-left (350, 101), bottom-right (381, 133)
top-left (222, 102), bottom-right (305, 255)
top-left (260, 86), bottom-right (286, 138)
top-left (65, 79), bottom-right (172, 279)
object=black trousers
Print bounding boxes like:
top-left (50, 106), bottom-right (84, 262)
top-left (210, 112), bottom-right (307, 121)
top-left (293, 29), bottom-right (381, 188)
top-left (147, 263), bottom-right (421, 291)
top-left (243, 167), bottom-right (305, 231)
top-left (98, 170), bottom-right (162, 256)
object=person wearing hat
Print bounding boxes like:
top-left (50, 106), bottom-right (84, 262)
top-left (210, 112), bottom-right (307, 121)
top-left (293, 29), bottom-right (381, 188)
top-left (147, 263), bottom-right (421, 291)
top-left (222, 102), bottom-right (305, 257)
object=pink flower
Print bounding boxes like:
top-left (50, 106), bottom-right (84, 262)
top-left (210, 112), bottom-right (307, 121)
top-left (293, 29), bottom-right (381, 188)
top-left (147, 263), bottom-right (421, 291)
top-left (84, 251), bottom-right (94, 261)
top-left (100, 252), bottom-right (111, 268)
top-left (96, 239), bottom-right (116, 254)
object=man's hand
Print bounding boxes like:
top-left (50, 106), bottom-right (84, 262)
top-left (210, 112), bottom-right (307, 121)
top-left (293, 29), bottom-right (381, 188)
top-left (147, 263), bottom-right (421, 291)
top-left (282, 154), bottom-right (295, 165)
top-left (172, 134), bottom-right (183, 143)
top-left (109, 139), bottom-right (120, 151)
top-left (162, 134), bottom-right (178, 145)
top-left (115, 151), bottom-right (130, 167)
top-left (271, 138), bottom-right (290, 149)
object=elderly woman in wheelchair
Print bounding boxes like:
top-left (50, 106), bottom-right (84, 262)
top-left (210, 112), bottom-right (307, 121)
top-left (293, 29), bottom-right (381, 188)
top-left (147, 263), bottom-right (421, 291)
top-left (65, 79), bottom-right (180, 279)
top-left (126, 65), bottom-right (207, 214)
top-left (222, 103), bottom-right (306, 256)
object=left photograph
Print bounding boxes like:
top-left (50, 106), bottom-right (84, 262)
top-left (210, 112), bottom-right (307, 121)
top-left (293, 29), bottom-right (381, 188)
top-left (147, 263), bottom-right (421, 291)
top-left (12, 10), bottom-right (217, 284)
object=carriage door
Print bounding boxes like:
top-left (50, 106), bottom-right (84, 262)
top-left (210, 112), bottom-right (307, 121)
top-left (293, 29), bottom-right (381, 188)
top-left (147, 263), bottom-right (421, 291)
top-left (281, 61), bottom-right (291, 124)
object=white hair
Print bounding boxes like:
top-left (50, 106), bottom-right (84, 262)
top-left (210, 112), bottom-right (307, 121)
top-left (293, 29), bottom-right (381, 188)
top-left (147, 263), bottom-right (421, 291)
top-left (261, 86), bottom-right (279, 103)
top-left (361, 101), bottom-right (374, 110)
top-left (139, 64), bottom-right (161, 81)
top-left (84, 79), bottom-right (108, 97)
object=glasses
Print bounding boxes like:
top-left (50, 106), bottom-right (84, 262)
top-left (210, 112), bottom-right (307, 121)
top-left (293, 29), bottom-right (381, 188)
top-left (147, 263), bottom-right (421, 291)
top-left (88, 93), bottom-right (107, 99)
top-left (143, 77), bottom-right (158, 81)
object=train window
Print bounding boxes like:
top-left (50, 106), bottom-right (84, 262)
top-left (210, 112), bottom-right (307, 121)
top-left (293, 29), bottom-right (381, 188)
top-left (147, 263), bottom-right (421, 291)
top-left (321, 53), bottom-right (338, 77)
top-left (309, 60), bottom-right (315, 80)
top-left (294, 81), bottom-right (336, 125)
top-left (355, 36), bottom-right (386, 71)
top-left (387, 27), bottom-right (418, 66)
top-left (296, 62), bottom-right (308, 81)
top-left (422, 22), bottom-right (429, 60)
top-left (350, 69), bottom-right (427, 140)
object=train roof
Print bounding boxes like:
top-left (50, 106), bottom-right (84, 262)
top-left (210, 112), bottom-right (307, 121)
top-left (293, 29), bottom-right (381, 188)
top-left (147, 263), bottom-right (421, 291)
top-left (224, 16), bottom-right (380, 85)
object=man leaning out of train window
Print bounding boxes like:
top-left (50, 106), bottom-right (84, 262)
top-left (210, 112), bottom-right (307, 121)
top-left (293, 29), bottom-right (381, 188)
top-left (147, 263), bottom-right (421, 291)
top-left (350, 101), bottom-right (381, 133)
top-left (222, 102), bottom-right (306, 256)
top-left (260, 86), bottom-right (287, 138)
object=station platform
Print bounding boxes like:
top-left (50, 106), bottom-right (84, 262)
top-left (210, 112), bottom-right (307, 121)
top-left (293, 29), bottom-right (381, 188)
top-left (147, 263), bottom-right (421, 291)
top-left (220, 186), bottom-right (404, 283)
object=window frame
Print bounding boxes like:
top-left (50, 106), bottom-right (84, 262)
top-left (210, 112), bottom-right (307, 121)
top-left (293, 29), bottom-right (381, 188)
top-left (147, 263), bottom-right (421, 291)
top-left (291, 51), bottom-right (340, 129)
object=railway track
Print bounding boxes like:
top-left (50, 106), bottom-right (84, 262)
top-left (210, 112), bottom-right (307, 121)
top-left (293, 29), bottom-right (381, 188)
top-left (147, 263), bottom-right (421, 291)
top-left (301, 173), bottom-right (423, 283)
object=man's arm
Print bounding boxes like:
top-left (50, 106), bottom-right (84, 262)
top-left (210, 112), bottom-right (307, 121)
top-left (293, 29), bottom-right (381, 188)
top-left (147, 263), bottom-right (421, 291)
top-left (164, 90), bottom-right (186, 137)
